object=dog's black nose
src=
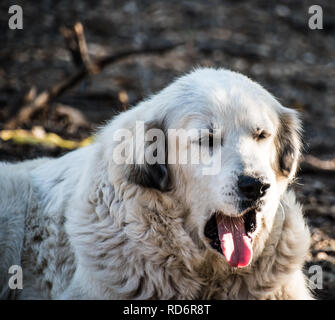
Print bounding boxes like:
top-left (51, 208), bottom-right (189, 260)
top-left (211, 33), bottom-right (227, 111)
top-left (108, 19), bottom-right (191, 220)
top-left (238, 175), bottom-right (270, 201)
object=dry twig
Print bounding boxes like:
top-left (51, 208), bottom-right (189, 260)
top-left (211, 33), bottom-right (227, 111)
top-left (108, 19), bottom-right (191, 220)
top-left (301, 155), bottom-right (335, 173)
top-left (5, 22), bottom-right (183, 129)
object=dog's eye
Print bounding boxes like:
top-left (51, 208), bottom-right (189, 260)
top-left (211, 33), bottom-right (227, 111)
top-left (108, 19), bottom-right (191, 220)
top-left (255, 130), bottom-right (270, 141)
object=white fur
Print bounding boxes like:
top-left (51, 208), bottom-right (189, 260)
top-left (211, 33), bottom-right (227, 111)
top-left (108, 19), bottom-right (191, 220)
top-left (0, 68), bottom-right (312, 299)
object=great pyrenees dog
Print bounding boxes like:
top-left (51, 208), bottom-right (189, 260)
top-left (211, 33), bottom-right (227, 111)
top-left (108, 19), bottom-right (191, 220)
top-left (0, 68), bottom-right (312, 300)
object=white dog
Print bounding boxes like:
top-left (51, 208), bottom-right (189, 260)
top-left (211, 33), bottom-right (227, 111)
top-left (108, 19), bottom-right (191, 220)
top-left (0, 68), bottom-right (312, 299)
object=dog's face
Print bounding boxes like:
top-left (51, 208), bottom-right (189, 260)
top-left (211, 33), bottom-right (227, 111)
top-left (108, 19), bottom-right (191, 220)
top-left (170, 101), bottom-right (298, 269)
top-left (110, 68), bottom-right (301, 270)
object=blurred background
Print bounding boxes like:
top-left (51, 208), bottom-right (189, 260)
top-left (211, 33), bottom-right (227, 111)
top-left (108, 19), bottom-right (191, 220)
top-left (0, 0), bottom-right (334, 299)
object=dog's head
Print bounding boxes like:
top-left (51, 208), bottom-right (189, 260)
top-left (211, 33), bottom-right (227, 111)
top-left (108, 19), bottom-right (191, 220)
top-left (105, 68), bottom-right (301, 269)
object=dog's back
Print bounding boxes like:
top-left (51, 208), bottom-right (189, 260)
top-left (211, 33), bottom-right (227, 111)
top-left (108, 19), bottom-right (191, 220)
top-left (0, 159), bottom-right (48, 299)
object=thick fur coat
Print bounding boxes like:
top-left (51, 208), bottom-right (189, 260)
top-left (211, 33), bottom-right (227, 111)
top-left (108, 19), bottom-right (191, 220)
top-left (0, 68), bottom-right (312, 299)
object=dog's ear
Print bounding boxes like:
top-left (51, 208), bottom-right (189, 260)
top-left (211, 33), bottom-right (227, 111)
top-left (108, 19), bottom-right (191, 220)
top-left (126, 120), bottom-right (170, 192)
top-left (274, 108), bottom-right (302, 180)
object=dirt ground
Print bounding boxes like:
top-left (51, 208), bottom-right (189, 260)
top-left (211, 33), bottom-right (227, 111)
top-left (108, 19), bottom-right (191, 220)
top-left (1, 0), bottom-right (335, 299)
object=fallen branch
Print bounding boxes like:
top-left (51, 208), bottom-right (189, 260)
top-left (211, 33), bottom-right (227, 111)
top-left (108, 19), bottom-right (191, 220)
top-left (54, 103), bottom-right (90, 133)
top-left (301, 155), bottom-right (335, 173)
top-left (6, 22), bottom-right (183, 129)
top-left (0, 127), bottom-right (93, 149)
top-left (60, 22), bottom-right (95, 72)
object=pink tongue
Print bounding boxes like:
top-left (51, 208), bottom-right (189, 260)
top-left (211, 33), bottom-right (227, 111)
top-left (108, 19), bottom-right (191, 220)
top-left (216, 215), bottom-right (253, 268)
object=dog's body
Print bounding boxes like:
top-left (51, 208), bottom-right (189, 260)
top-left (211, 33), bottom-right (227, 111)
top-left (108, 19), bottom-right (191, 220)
top-left (0, 68), bottom-right (312, 299)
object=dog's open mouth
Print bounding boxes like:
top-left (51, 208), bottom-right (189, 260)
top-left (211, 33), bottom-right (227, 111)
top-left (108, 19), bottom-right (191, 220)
top-left (204, 209), bottom-right (257, 268)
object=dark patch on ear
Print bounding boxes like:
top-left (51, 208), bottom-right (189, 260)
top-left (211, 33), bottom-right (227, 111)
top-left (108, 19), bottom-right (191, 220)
top-left (275, 111), bottom-right (301, 177)
top-left (127, 119), bottom-right (170, 191)
top-left (129, 162), bottom-right (169, 191)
